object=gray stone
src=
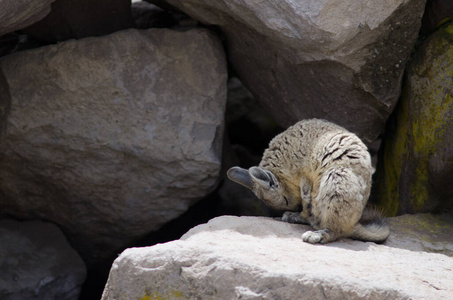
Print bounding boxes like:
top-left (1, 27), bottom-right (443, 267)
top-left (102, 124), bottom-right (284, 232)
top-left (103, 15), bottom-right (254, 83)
top-left (0, 219), bottom-right (86, 300)
top-left (0, 0), bottom-right (54, 36)
top-left (150, 0), bottom-right (426, 144)
top-left (102, 215), bottom-right (453, 300)
top-left (0, 28), bottom-right (227, 264)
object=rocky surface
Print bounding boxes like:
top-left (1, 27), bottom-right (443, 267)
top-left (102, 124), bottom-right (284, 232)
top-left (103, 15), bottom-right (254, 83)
top-left (22, 0), bottom-right (134, 43)
top-left (0, 28), bottom-right (227, 264)
top-left (0, 219), bottom-right (86, 300)
top-left (0, 1), bottom-right (452, 300)
top-left (376, 21), bottom-right (453, 215)
top-left (102, 214), bottom-right (453, 300)
top-left (386, 213), bottom-right (453, 256)
top-left (0, 0), bottom-right (54, 36)
top-left (150, 0), bottom-right (427, 144)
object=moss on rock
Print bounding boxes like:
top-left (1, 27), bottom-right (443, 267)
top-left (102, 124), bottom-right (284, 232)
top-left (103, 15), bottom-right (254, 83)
top-left (376, 21), bottom-right (453, 215)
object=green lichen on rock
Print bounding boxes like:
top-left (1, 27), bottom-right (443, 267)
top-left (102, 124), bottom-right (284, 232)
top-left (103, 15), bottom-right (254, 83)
top-left (376, 22), bottom-right (453, 215)
top-left (141, 289), bottom-right (187, 300)
top-left (377, 86), bottom-right (410, 216)
top-left (386, 212), bottom-right (453, 257)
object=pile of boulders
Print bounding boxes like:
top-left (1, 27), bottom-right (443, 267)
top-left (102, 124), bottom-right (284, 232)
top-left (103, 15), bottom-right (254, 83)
top-left (0, 0), bottom-right (451, 299)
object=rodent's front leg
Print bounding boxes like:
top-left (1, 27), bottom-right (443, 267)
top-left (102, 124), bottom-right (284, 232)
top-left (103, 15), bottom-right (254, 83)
top-left (302, 229), bottom-right (338, 244)
top-left (281, 211), bottom-right (308, 224)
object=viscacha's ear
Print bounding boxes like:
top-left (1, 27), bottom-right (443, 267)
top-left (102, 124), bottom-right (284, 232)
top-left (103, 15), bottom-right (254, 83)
top-left (227, 166), bottom-right (253, 189)
top-left (249, 167), bottom-right (279, 189)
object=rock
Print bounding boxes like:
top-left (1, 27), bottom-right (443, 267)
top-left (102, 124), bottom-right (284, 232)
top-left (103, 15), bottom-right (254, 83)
top-left (102, 215), bottom-right (453, 300)
top-left (22, 0), bottom-right (134, 43)
top-left (386, 213), bottom-right (453, 256)
top-left (375, 22), bottom-right (453, 215)
top-left (0, 219), bottom-right (86, 300)
top-left (149, 0), bottom-right (426, 144)
top-left (0, 28), bottom-right (227, 264)
top-left (0, 0), bottom-right (55, 36)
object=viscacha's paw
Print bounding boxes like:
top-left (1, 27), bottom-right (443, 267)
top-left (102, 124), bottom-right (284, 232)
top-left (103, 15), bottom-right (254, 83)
top-left (302, 230), bottom-right (323, 244)
top-left (282, 211), bottom-right (306, 224)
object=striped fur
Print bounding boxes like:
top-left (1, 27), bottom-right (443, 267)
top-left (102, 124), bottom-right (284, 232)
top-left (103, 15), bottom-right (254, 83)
top-left (228, 119), bottom-right (389, 244)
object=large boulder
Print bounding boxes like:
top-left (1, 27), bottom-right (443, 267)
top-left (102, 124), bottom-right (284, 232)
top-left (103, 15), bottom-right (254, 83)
top-left (0, 0), bottom-right (55, 36)
top-left (102, 215), bottom-right (453, 300)
top-left (376, 22), bottom-right (453, 215)
top-left (0, 219), bottom-right (86, 300)
top-left (22, 0), bottom-right (134, 43)
top-left (149, 0), bottom-right (426, 144)
top-left (0, 28), bottom-right (227, 264)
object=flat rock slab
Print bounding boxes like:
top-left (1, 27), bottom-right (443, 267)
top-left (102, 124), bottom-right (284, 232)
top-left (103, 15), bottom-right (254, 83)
top-left (386, 212), bottom-right (453, 256)
top-left (102, 215), bottom-right (453, 300)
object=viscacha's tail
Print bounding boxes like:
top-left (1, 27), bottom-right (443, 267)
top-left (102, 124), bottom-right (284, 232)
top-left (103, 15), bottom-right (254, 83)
top-left (350, 207), bottom-right (390, 243)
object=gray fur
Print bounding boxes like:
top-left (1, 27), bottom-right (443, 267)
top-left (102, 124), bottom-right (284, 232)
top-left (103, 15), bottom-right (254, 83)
top-left (227, 119), bottom-right (390, 244)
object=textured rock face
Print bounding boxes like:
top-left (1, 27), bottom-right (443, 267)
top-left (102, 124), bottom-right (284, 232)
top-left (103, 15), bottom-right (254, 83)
top-left (102, 215), bottom-right (453, 300)
top-left (151, 0), bottom-right (426, 144)
top-left (22, 0), bottom-right (134, 43)
top-left (376, 22), bottom-right (453, 215)
top-left (0, 28), bottom-right (227, 263)
top-left (0, 219), bottom-right (86, 300)
top-left (386, 213), bottom-right (453, 256)
top-left (0, 0), bottom-right (55, 36)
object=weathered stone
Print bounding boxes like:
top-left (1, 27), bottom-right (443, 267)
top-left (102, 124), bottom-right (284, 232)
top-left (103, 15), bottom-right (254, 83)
top-left (102, 215), bottom-right (453, 300)
top-left (22, 0), bottom-right (134, 43)
top-left (0, 219), bottom-right (86, 300)
top-left (386, 213), bottom-right (453, 256)
top-left (0, 0), bottom-right (55, 36)
top-left (376, 22), bottom-right (453, 215)
top-left (150, 0), bottom-right (426, 144)
top-left (0, 28), bottom-right (227, 264)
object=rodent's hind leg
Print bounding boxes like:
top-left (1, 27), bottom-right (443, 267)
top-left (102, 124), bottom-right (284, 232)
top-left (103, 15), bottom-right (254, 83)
top-left (302, 229), bottom-right (339, 244)
top-left (281, 211), bottom-right (308, 224)
top-left (299, 175), bottom-right (312, 205)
